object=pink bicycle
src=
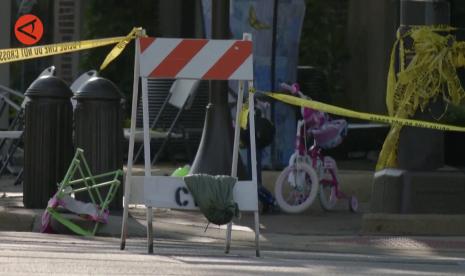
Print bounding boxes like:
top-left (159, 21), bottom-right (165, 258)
top-left (274, 83), bottom-right (358, 213)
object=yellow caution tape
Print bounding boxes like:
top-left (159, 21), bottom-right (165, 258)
top-left (241, 25), bottom-right (465, 171)
top-left (99, 27), bottom-right (145, 70)
top-left (240, 105), bottom-right (249, 129)
top-left (379, 25), bottom-right (465, 170)
top-left (0, 37), bottom-right (123, 64)
top-left (0, 27), bottom-right (144, 71)
top-left (252, 90), bottom-right (465, 132)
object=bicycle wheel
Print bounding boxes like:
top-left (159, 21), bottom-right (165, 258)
top-left (274, 162), bottom-right (319, 213)
top-left (319, 169), bottom-right (338, 211)
top-left (349, 196), bottom-right (358, 213)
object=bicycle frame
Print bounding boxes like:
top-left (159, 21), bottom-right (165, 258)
top-left (308, 144), bottom-right (350, 200)
top-left (277, 82), bottom-right (358, 213)
top-left (289, 89), bottom-right (349, 201)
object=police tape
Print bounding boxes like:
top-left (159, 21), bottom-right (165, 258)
top-left (99, 27), bottom-right (145, 70)
top-left (253, 90), bottom-right (465, 132)
top-left (0, 27), bottom-right (144, 71)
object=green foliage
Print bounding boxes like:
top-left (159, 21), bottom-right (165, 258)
top-left (80, 0), bottom-right (158, 101)
top-left (299, 0), bottom-right (349, 101)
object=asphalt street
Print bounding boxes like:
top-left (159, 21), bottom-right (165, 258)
top-left (1, 232), bottom-right (465, 275)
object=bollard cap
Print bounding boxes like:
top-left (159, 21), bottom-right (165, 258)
top-left (74, 77), bottom-right (123, 100)
top-left (25, 75), bottom-right (73, 98)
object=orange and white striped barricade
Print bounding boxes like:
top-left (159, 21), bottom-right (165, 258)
top-left (120, 33), bottom-right (260, 256)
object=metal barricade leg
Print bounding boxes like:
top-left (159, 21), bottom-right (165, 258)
top-left (121, 37), bottom-right (142, 250)
top-left (225, 222), bottom-right (232, 253)
top-left (254, 211), bottom-right (261, 257)
top-left (147, 207), bottom-right (154, 253)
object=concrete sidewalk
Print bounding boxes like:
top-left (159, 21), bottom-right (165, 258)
top-left (2, 203), bottom-right (465, 259)
top-left (2, 165), bottom-right (465, 258)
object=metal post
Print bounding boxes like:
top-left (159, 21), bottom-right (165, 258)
top-left (120, 38), bottom-right (141, 250)
top-left (397, 0), bottom-right (449, 170)
top-left (141, 78), bottom-right (154, 254)
top-left (190, 0), bottom-right (238, 176)
top-left (248, 80), bottom-right (261, 258)
top-left (225, 80), bottom-right (244, 254)
top-left (370, 0), bottom-right (458, 215)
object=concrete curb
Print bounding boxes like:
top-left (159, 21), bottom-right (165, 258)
top-left (3, 206), bottom-right (465, 257)
top-left (362, 213), bottom-right (465, 235)
top-left (0, 207), bottom-right (40, 232)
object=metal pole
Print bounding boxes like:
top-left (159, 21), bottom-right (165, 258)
top-left (370, 0), bottom-right (452, 214)
top-left (190, 0), bottom-right (238, 176)
top-left (397, 0), bottom-right (449, 170)
top-left (120, 38), bottom-right (141, 251)
top-left (270, 0), bottom-right (278, 168)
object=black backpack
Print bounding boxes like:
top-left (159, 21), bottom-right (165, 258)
top-left (241, 109), bottom-right (275, 149)
top-left (184, 174), bottom-right (239, 225)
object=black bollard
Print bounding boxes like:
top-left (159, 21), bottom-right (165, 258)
top-left (23, 67), bottom-right (73, 208)
top-left (73, 76), bottom-right (124, 210)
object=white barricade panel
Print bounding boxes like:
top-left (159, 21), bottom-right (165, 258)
top-left (233, 181), bottom-right (259, 211)
top-left (128, 176), bottom-right (145, 205)
top-left (121, 33), bottom-right (260, 255)
top-left (142, 176), bottom-right (258, 211)
top-left (138, 37), bottom-right (253, 81)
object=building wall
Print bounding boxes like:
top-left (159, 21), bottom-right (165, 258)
top-left (0, 0), bottom-right (11, 129)
top-left (53, 0), bottom-right (82, 83)
top-left (346, 0), bottom-right (399, 114)
top-left (158, 0), bottom-right (203, 38)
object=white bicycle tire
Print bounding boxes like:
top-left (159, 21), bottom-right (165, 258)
top-left (319, 183), bottom-right (337, 211)
top-left (319, 156), bottom-right (339, 211)
top-left (274, 162), bottom-right (319, 213)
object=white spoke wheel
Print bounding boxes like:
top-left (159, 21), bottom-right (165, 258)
top-left (274, 163), bottom-right (319, 213)
top-left (319, 183), bottom-right (337, 211)
top-left (349, 196), bottom-right (358, 213)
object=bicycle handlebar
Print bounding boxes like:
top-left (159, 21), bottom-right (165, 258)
top-left (280, 82), bottom-right (308, 99)
top-left (280, 82), bottom-right (295, 93)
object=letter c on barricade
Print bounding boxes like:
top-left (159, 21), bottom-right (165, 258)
top-left (175, 187), bottom-right (189, 206)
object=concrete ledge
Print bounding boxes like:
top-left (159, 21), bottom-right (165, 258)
top-left (0, 207), bottom-right (40, 231)
top-left (371, 169), bottom-right (465, 213)
top-left (362, 213), bottom-right (465, 235)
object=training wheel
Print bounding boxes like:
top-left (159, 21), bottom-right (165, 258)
top-left (349, 196), bottom-right (358, 213)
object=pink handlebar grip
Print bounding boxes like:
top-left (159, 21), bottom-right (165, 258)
top-left (291, 83), bottom-right (300, 94)
top-left (280, 82), bottom-right (300, 95)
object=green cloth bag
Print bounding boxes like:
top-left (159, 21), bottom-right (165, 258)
top-left (184, 174), bottom-right (240, 225)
